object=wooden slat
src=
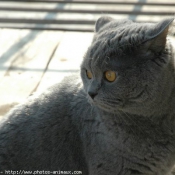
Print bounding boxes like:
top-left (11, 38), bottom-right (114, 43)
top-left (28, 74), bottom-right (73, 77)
top-left (0, 7), bottom-right (173, 16)
top-left (0, 18), bottom-right (95, 32)
top-left (1, 0), bottom-right (175, 6)
top-left (0, 18), bottom-right (95, 25)
top-left (0, 25), bottom-right (94, 32)
top-left (0, 18), bottom-right (174, 25)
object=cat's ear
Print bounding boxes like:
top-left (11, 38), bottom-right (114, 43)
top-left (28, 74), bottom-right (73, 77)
top-left (95, 16), bottom-right (113, 32)
top-left (144, 18), bottom-right (174, 52)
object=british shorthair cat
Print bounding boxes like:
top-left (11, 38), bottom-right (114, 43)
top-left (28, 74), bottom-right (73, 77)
top-left (0, 16), bottom-right (175, 175)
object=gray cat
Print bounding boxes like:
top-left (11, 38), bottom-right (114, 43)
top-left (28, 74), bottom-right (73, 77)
top-left (0, 16), bottom-right (175, 175)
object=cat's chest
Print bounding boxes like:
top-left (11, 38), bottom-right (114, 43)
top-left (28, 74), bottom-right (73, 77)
top-left (82, 114), bottom-right (175, 175)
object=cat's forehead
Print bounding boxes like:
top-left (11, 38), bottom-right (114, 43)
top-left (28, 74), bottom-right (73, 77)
top-left (83, 49), bottom-right (141, 71)
top-left (83, 22), bottom-right (151, 69)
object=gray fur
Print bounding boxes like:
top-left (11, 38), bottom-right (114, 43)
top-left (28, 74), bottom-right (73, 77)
top-left (0, 17), bottom-right (175, 175)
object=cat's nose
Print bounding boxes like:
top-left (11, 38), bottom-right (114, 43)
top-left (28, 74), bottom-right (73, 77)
top-left (88, 91), bottom-right (98, 99)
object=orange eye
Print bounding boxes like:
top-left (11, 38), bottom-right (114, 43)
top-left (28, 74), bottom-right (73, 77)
top-left (86, 70), bottom-right (93, 79)
top-left (105, 71), bottom-right (116, 82)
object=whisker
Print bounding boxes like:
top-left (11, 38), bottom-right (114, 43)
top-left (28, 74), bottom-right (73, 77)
top-left (99, 97), bottom-right (121, 103)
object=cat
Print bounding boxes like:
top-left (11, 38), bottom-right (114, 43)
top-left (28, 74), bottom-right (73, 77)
top-left (0, 16), bottom-right (175, 175)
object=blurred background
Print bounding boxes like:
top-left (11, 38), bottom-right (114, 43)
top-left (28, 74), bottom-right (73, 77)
top-left (0, 0), bottom-right (175, 117)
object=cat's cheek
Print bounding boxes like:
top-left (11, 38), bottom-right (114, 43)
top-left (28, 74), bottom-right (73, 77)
top-left (81, 79), bottom-right (89, 92)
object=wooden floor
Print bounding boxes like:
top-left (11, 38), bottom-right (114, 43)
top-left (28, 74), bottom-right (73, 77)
top-left (0, 0), bottom-right (175, 117)
top-left (0, 29), bottom-right (93, 117)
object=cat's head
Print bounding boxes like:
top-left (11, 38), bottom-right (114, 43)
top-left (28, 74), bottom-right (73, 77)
top-left (81, 16), bottom-right (174, 116)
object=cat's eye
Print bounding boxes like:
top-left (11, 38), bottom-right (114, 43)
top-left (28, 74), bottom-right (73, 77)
top-left (86, 70), bottom-right (93, 79)
top-left (105, 71), bottom-right (116, 82)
